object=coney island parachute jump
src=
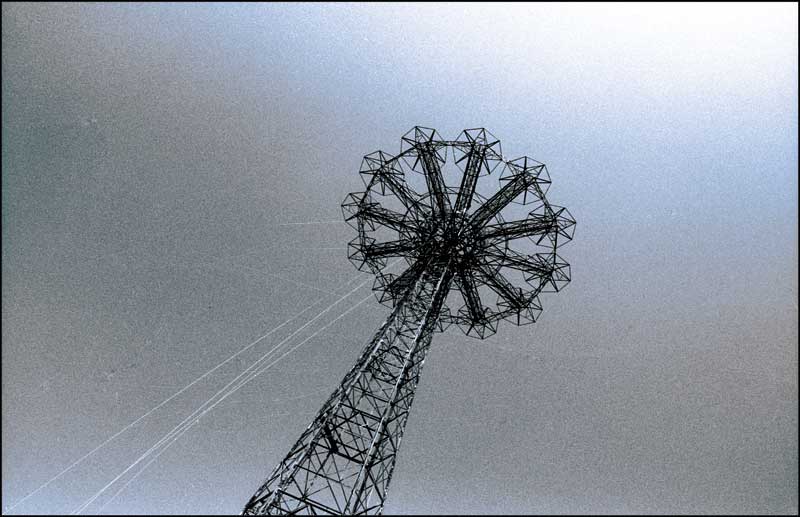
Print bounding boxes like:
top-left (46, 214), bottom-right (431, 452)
top-left (243, 127), bottom-right (575, 515)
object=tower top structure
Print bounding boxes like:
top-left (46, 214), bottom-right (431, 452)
top-left (343, 126), bottom-right (574, 338)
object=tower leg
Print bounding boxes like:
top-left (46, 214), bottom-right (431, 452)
top-left (243, 262), bottom-right (454, 515)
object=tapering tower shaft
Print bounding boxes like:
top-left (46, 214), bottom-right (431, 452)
top-left (243, 260), bottom-right (455, 515)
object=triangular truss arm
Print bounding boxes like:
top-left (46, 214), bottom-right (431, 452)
top-left (481, 213), bottom-right (559, 243)
top-left (401, 127), bottom-right (451, 221)
top-left (451, 144), bottom-right (484, 217)
top-left (454, 269), bottom-right (486, 322)
top-left (360, 155), bottom-right (424, 215)
top-left (474, 263), bottom-right (528, 309)
top-left (348, 202), bottom-right (419, 237)
top-left (362, 239), bottom-right (419, 261)
top-left (418, 143), bottom-right (451, 220)
top-left (467, 166), bottom-right (544, 230)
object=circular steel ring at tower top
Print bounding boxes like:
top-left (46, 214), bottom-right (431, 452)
top-left (342, 127), bottom-right (574, 339)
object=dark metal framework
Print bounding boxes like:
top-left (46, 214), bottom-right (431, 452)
top-left (243, 127), bottom-right (574, 515)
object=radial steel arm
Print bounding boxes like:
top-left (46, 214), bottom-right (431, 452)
top-left (484, 248), bottom-right (555, 279)
top-left (356, 203), bottom-right (419, 235)
top-left (417, 143), bottom-right (451, 219)
top-left (481, 214), bottom-right (558, 243)
top-left (466, 167), bottom-right (543, 229)
top-left (452, 145), bottom-right (485, 217)
top-left (362, 239), bottom-right (419, 260)
top-left (455, 269), bottom-right (485, 322)
top-left (372, 169), bottom-right (423, 214)
top-left (474, 263), bottom-right (528, 309)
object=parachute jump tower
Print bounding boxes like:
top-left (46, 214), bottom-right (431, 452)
top-left (243, 127), bottom-right (575, 515)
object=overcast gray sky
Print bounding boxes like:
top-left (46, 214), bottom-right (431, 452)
top-left (2, 2), bottom-right (797, 515)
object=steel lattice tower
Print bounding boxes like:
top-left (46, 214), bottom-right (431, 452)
top-left (242, 127), bottom-right (575, 515)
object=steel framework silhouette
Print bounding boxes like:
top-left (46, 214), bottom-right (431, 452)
top-left (242, 127), bottom-right (575, 515)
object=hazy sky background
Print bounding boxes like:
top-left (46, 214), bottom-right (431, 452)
top-left (2, 2), bottom-right (797, 514)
